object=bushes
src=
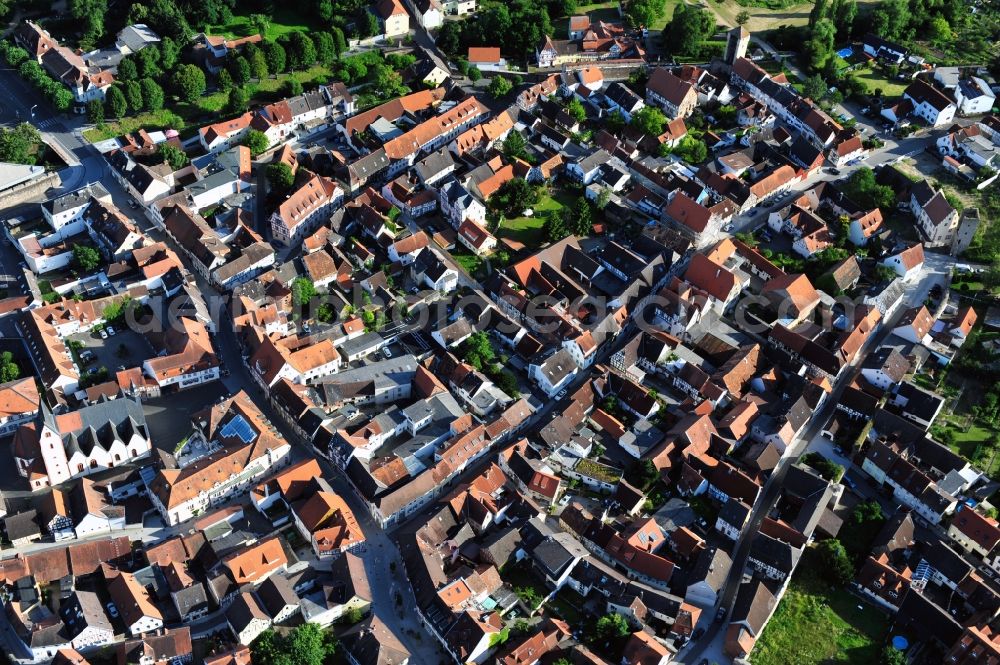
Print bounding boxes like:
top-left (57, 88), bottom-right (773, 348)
top-left (801, 451), bottom-right (844, 482)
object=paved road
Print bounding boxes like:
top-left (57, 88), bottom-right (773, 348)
top-left (676, 259), bottom-right (947, 665)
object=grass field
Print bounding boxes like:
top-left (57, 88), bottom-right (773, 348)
top-left (753, 548), bottom-right (891, 665)
top-left (854, 68), bottom-right (909, 97)
top-left (83, 65), bottom-right (333, 143)
top-left (207, 7), bottom-right (312, 41)
top-left (707, 0), bottom-right (882, 33)
top-left (498, 188), bottom-right (575, 248)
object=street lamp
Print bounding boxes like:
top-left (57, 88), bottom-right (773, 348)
top-left (30, 104), bottom-right (37, 119)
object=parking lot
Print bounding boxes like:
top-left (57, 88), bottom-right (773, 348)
top-left (67, 326), bottom-right (153, 378)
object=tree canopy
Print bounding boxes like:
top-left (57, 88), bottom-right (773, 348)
top-left (73, 245), bottom-right (101, 272)
top-left (817, 539), bottom-right (854, 585)
top-left (172, 64), bottom-right (206, 104)
top-left (157, 143), bottom-right (189, 170)
top-left (249, 624), bottom-right (337, 665)
top-left (267, 162), bottom-right (295, 191)
top-left (489, 178), bottom-right (538, 218)
top-left (668, 3), bottom-right (715, 57)
top-left (630, 106), bottom-right (668, 137)
top-left (243, 129), bottom-right (270, 157)
top-left (0, 351), bottom-right (19, 383)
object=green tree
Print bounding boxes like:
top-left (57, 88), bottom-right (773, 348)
top-left (817, 539), bottom-right (854, 585)
top-left (502, 131), bottom-right (528, 162)
top-left (267, 162), bottom-right (295, 191)
top-left (594, 613), bottom-right (630, 641)
top-left (872, 0), bottom-right (909, 41)
top-left (801, 451), bottom-right (844, 482)
top-left (493, 370), bottom-right (520, 397)
top-left (243, 129), bottom-right (270, 157)
top-left (362, 12), bottom-right (381, 39)
top-left (881, 646), bottom-right (906, 665)
top-left (736, 9), bottom-right (751, 26)
top-left (631, 106), bottom-right (667, 136)
top-left (291, 277), bottom-right (317, 309)
top-left (0, 351), bottom-right (19, 383)
top-left (250, 13), bottom-right (270, 36)
top-left (606, 109), bottom-right (626, 135)
top-left (489, 178), bottom-right (538, 217)
top-left (567, 97), bottom-right (587, 123)
top-left (844, 167), bottom-right (896, 210)
top-left (467, 65), bottom-right (482, 83)
top-left (263, 41), bottom-right (287, 75)
top-left (226, 86), bottom-right (250, 114)
top-left (86, 99), bottom-right (104, 125)
top-left (668, 3), bottom-right (715, 56)
top-left (140, 78), bottom-right (164, 111)
top-left (340, 606), bottom-right (364, 625)
top-left (250, 624), bottom-right (337, 665)
top-left (673, 136), bottom-right (708, 164)
top-left (73, 245), bottom-right (101, 272)
top-left (230, 55), bottom-right (252, 85)
top-left (488, 75), bottom-right (513, 99)
top-left (567, 196), bottom-right (593, 236)
top-left (803, 74), bottom-right (829, 101)
top-left (105, 86), bottom-right (127, 119)
top-left (286, 78), bottom-right (304, 96)
top-left (217, 68), bottom-right (234, 92)
top-left (314, 32), bottom-right (335, 66)
top-left (117, 57), bottom-right (138, 82)
top-left (805, 18), bottom-right (837, 71)
top-left (284, 32), bottom-right (317, 70)
top-left (251, 50), bottom-right (269, 80)
top-left (627, 0), bottom-right (667, 28)
top-left (137, 44), bottom-right (162, 78)
top-left (124, 80), bottom-right (143, 114)
top-left (172, 64), bottom-right (206, 104)
top-left (331, 27), bottom-right (347, 59)
top-left (160, 36), bottom-right (181, 70)
top-left (462, 331), bottom-right (496, 371)
top-left (515, 585), bottom-right (542, 607)
top-left (852, 500), bottom-right (884, 525)
top-left (544, 213), bottom-right (569, 242)
top-left (809, 0), bottom-right (828, 26)
top-left (437, 21), bottom-right (462, 56)
top-left (70, 0), bottom-right (107, 50)
top-left (157, 143), bottom-right (189, 170)
top-left (831, 0), bottom-right (857, 37)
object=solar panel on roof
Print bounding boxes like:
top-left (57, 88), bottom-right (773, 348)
top-left (220, 414), bottom-right (256, 444)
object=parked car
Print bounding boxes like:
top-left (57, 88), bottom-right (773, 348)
top-left (106, 602), bottom-right (118, 618)
top-left (99, 329), bottom-right (108, 339)
top-left (107, 327), bottom-right (116, 336)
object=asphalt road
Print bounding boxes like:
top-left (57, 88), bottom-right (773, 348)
top-left (676, 253), bottom-right (952, 665)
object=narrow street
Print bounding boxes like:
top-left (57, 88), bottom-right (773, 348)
top-left (677, 266), bottom-right (947, 665)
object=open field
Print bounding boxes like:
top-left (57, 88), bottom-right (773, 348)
top-left (206, 7), bottom-right (312, 41)
top-left (706, 0), bottom-right (881, 33)
top-left (752, 548), bottom-right (891, 665)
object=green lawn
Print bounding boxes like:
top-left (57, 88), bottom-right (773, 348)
top-left (548, 588), bottom-right (587, 625)
top-left (854, 68), bottom-right (908, 97)
top-left (753, 548), bottom-right (891, 665)
top-left (83, 65), bottom-right (333, 143)
top-left (207, 7), bottom-right (313, 41)
top-left (451, 249), bottom-right (484, 278)
top-left (498, 188), bottom-right (575, 248)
